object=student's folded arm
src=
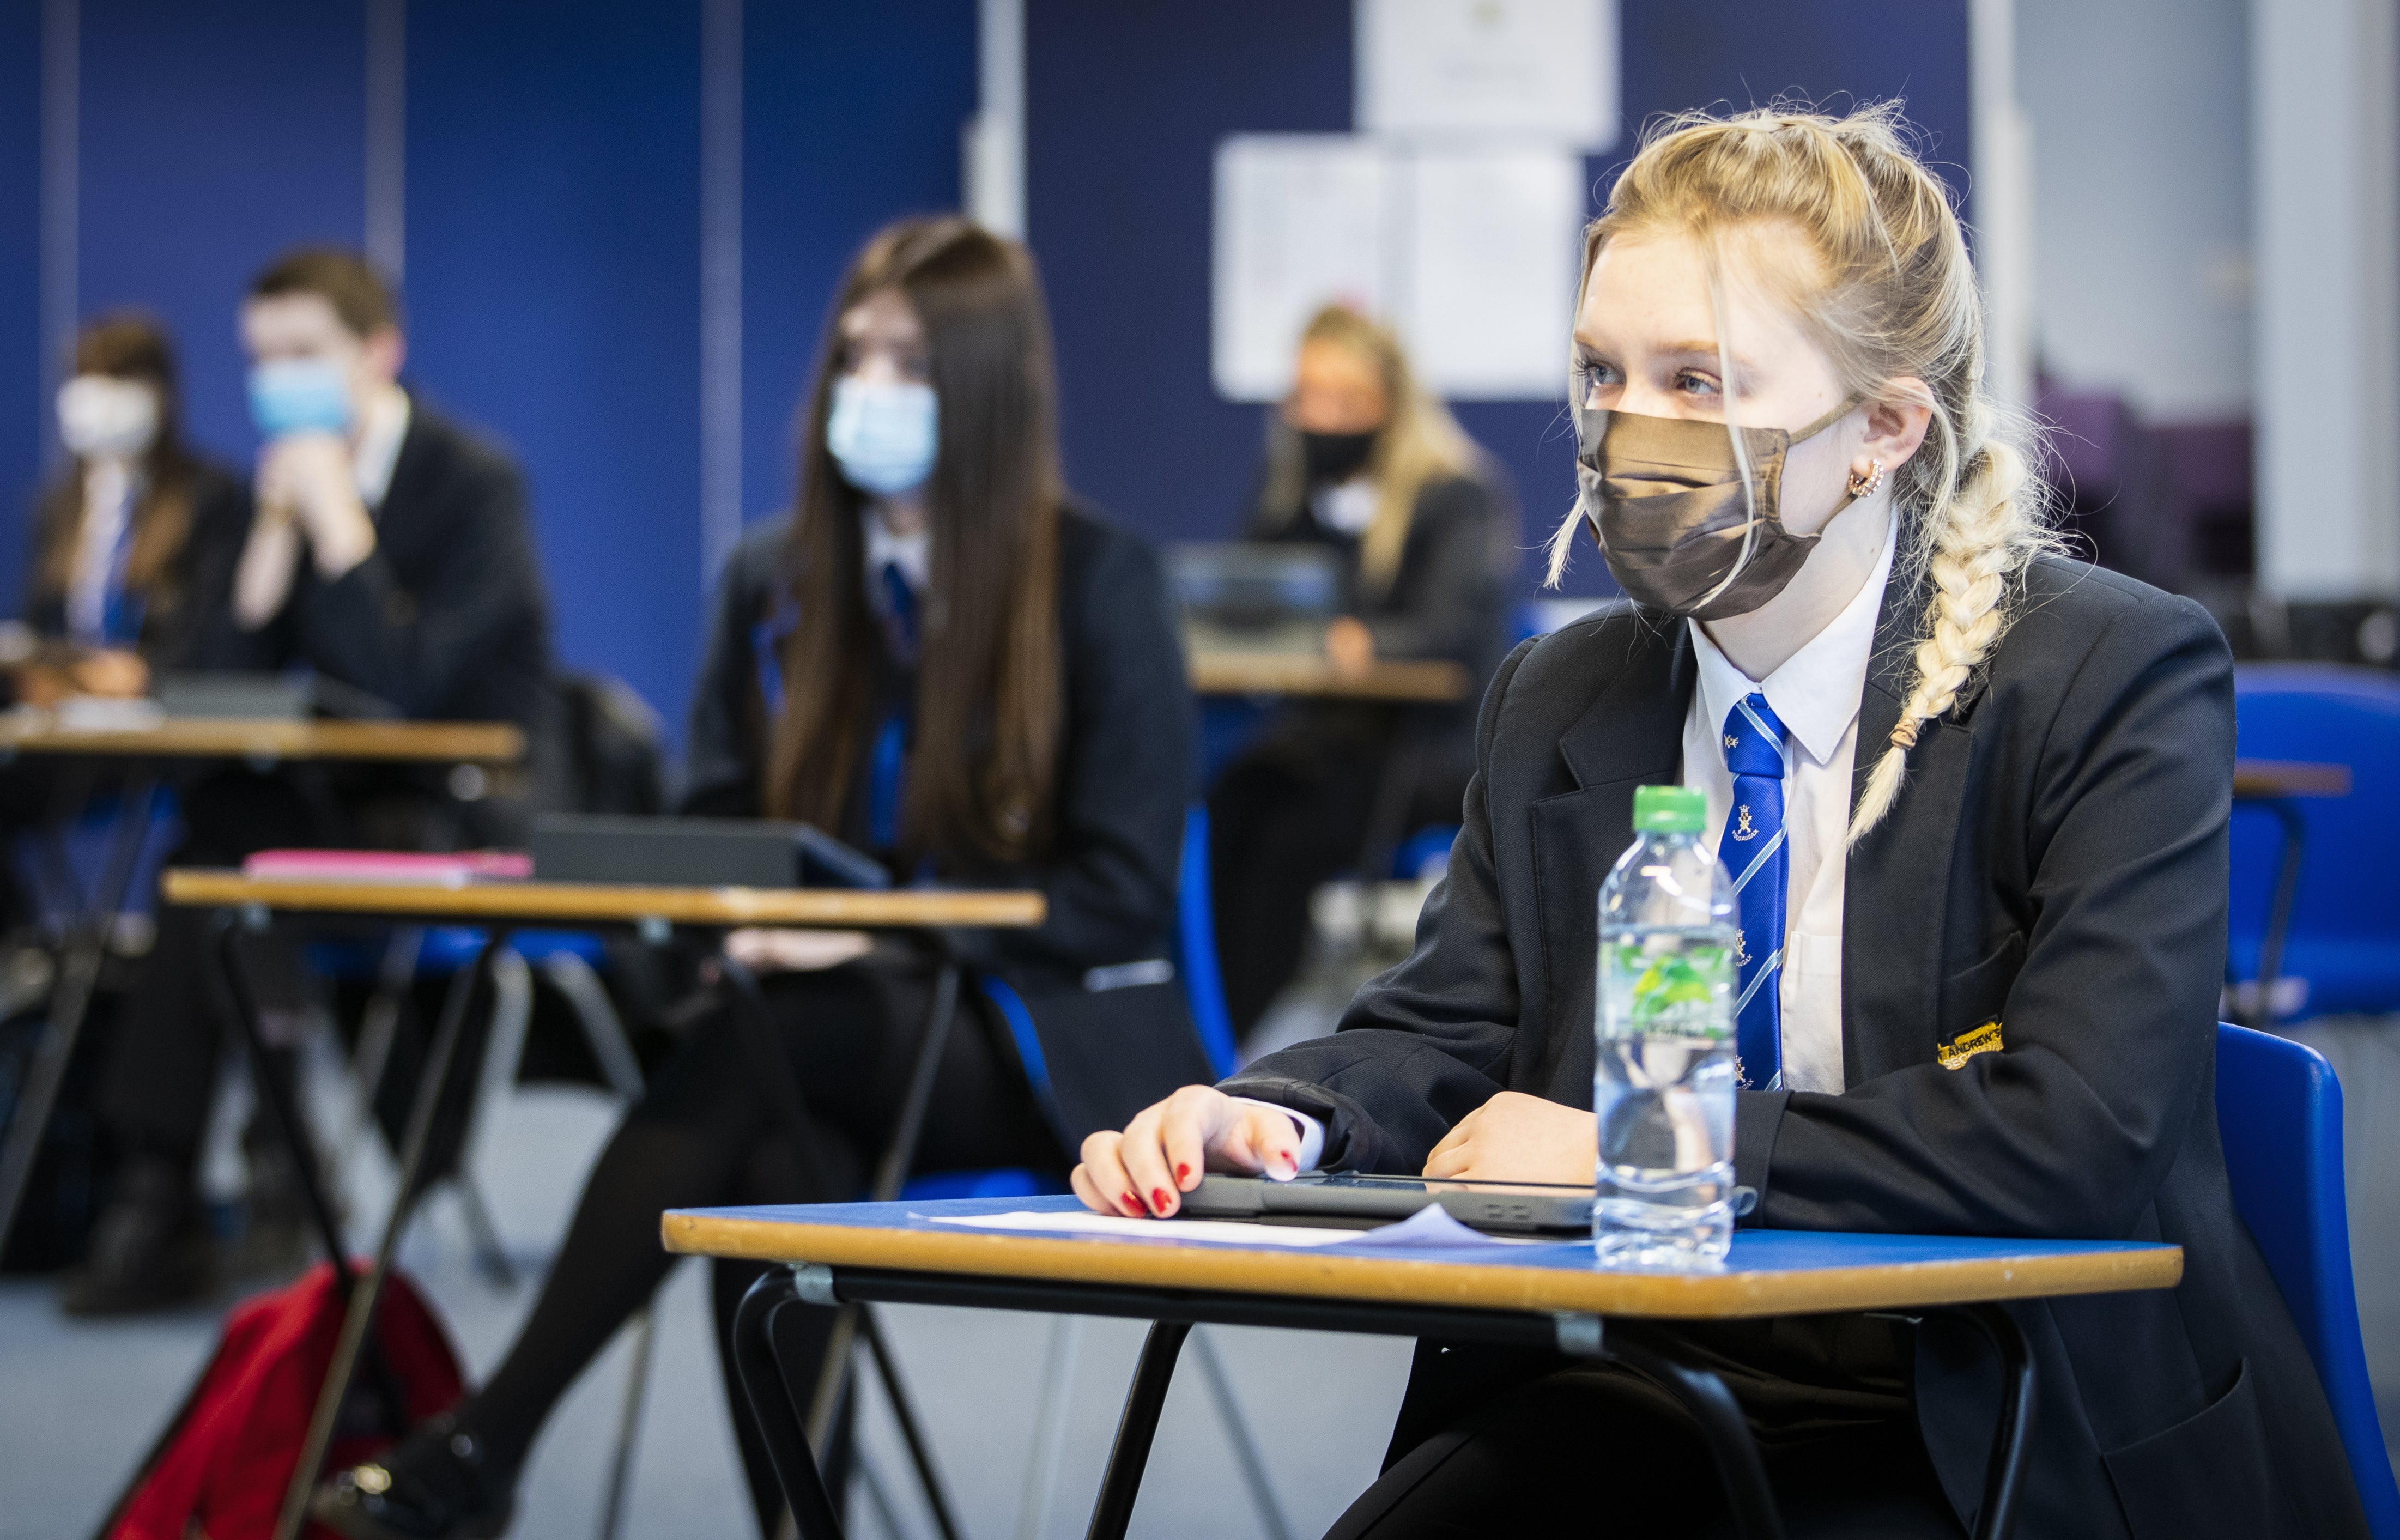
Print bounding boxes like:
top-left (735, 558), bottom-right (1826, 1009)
top-left (1360, 477), bottom-right (1504, 667)
top-left (296, 461), bottom-right (542, 718)
top-left (948, 530), bottom-right (1195, 975)
top-left (1217, 639), bottom-right (1535, 1173)
top-left (1750, 593), bottom-right (2233, 1241)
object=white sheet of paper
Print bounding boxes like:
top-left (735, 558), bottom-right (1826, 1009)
top-left (926, 1209), bottom-right (1365, 1248)
top-left (1356, 0), bottom-right (1618, 149)
top-left (1213, 135), bottom-right (1394, 401)
top-left (1325, 1202), bottom-right (1510, 1250)
top-left (1400, 147), bottom-right (1584, 399)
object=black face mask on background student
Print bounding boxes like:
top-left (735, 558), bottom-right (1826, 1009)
top-left (1300, 428), bottom-right (1378, 486)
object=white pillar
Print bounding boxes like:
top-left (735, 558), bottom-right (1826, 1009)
top-left (968, 0), bottom-right (1025, 238)
top-left (364, 0), bottom-right (406, 283)
top-left (1970, 0), bottom-right (2034, 410)
top-left (2253, 0), bottom-right (2400, 598)
top-left (700, 0), bottom-right (744, 586)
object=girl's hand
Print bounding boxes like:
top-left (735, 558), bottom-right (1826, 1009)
top-left (1324, 616), bottom-right (1377, 678)
top-left (1072, 1086), bottom-right (1306, 1218)
top-left (723, 927), bottom-right (874, 974)
top-left (1422, 1090), bottom-right (1596, 1183)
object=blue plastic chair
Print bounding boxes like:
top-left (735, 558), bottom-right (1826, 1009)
top-left (2215, 1021), bottom-right (2400, 1535)
top-left (905, 804), bottom-right (1236, 1201)
top-left (2229, 666), bottom-right (2400, 1019)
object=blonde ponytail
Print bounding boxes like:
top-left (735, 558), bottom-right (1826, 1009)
top-left (1551, 103), bottom-right (2058, 845)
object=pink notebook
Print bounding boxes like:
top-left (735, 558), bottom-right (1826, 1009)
top-left (241, 849), bottom-right (534, 883)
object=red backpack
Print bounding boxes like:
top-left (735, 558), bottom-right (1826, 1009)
top-left (104, 1263), bottom-right (465, 1540)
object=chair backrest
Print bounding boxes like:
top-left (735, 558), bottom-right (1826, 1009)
top-left (2214, 1022), bottom-right (2400, 1536)
top-left (1177, 804), bottom-right (1240, 1080)
top-left (2231, 665), bottom-right (2400, 1012)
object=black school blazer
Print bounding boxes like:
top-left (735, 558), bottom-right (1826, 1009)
top-left (1226, 556), bottom-right (2366, 1539)
top-left (683, 505), bottom-right (1214, 1145)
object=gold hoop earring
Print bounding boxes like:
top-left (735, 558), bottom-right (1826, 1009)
top-left (1847, 459), bottom-right (1887, 499)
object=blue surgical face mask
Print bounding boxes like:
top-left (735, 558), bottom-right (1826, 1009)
top-left (248, 358), bottom-right (354, 439)
top-left (825, 376), bottom-right (937, 496)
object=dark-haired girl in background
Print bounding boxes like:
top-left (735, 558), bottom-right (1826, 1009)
top-left (314, 216), bottom-right (1207, 1540)
top-left (21, 313), bottom-right (248, 701)
top-left (1208, 304), bottom-right (1512, 1040)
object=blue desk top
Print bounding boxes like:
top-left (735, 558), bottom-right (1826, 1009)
top-left (664, 1195), bottom-right (2184, 1320)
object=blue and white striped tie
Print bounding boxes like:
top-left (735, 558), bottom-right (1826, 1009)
top-left (1722, 693), bottom-right (1789, 1091)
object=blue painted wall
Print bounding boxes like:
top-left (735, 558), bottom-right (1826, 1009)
top-left (404, 1), bottom-right (705, 743)
top-left (1025, 0), bottom-right (1973, 598)
top-left (1, 1), bottom-right (1967, 733)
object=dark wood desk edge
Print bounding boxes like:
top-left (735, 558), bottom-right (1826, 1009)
top-left (660, 1212), bottom-right (2183, 1320)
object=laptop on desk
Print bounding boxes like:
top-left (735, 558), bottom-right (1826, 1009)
top-left (1170, 543), bottom-right (1340, 657)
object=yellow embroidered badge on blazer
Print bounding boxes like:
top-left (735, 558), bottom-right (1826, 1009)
top-left (1938, 1020), bottom-right (2004, 1070)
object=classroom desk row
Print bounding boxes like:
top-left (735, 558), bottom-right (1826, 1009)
top-left (0, 702), bottom-right (2340, 1540)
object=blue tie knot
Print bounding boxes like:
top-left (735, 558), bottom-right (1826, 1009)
top-left (1722, 693), bottom-right (1787, 779)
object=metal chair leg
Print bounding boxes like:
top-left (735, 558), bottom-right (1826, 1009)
top-left (1955, 1303), bottom-right (2036, 1540)
top-left (1085, 1320), bottom-right (1192, 1540)
top-left (856, 1307), bottom-right (963, 1540)
top-left (1190, 1326), bottom-right (1295, 1540)
top-left (1016, 1315), bottom-right (1084, 1540)
top-left (595, 1306), bottom-right (657, 1540)
top-left (1604, 1333), bottom-right (1787, 1540)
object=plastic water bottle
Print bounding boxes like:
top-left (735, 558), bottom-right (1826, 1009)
top-left (1593, 785), bottom-right (1740, 1267)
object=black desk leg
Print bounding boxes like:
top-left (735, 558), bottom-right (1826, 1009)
top-left (734, 1268), bottom-right (849, 1540)
top-left (0, 775), bottom-right (161, 1257)
top-left (273, 927), bottom-right (509, 1540)
top-left (208, 911), bottom-right (351, 1280)
top-left (1086, 1319), bottom-right (1193, 1540)
top-left (2251, 799), bottom-right (2307, 1029)
top-left (1605, 1335), bottom-right (1787, 1540)
top-left (1953, 1303), bottom-right (2035, 1540)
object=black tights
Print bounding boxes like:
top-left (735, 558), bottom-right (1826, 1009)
top-left (458, 954), bottom-right (1058, 1534)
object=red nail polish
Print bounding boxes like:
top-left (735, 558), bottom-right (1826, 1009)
top-left (1123, 1192), bottom-right (1142, 1212)
top-left (1152, 1187), bottom-right (1170, 1211)
top-left (1175, 1163), bottom-right (1191, 1181)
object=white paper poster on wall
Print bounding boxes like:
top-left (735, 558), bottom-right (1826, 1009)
top-left (1213, 136), bottom-right (1395, 402)
top-left (1214, 135), bottom-right (1584, 402)
top-left (1399, 148), bottom-right (1585, 398)
top-left (1356, 0), bottom-right (1618, 149)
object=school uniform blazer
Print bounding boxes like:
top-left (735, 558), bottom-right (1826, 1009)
top-left (1223, 555), bottom-right (2367, 1539)
top-left (201, 396), bottom-right (555, 733)
top-left (683, 505), bottom-right (1214, 1145)
top-left (22, 458), bottom-right (251, 671)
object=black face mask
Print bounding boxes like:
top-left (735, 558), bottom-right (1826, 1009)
top-left (1300, 429), bottom-right (1378, 486)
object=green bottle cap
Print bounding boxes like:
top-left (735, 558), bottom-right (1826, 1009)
top-left (1632, 784), bottom-right (1706, 833)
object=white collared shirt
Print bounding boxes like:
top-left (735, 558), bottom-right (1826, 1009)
top-left (1239, 527), bottom-right (1894, 1162)
top-left (1680, 524), bottom-right (1894, 1095)
top-left (354, 387), bottom-right (411, 511)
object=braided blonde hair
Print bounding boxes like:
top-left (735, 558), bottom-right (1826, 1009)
top-left (1557, 102), bottom-right (2055, 843)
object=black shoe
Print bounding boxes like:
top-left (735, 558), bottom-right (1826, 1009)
top-left (229, 1126), bottom-right (331, 1280)
top-left (58, 1156), bottom-right (216, 1317)
top-left (312, 1412), bottom-right (519, 1540)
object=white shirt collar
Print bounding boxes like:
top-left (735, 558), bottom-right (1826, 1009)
top-left (354, 386), bottom-right (411, 510)
top-left (1688, 522), bottom-right (1897, 769)
top-left (863, 508), bottom-right (931, 597)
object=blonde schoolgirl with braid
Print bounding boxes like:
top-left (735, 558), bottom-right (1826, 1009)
top-left (1077, 105), bottom-right (2360, 1538)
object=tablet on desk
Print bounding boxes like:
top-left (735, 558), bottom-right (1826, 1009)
top-left (1182, 1172), bottom-right (1594, 1236)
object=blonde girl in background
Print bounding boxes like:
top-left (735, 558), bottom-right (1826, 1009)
top-left (1077, 105), bottom-right (2360, 1537)
top-left (1208, 305), bottom-right (1512, 1040)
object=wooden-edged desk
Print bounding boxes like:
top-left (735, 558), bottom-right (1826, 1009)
top-left (159, 872), bottom-right (1043, 1540)
top-left (0, 711), bottom-right (524, 764)
top-left (0, 717), bottom-right (529, 1294)
top-left (1187, 651), bottom-right (1469, 703)
top-left (2230, 757), bottom-right (2353, 1028)
top-left (668, 1193), bottom-right (2182, 1540)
